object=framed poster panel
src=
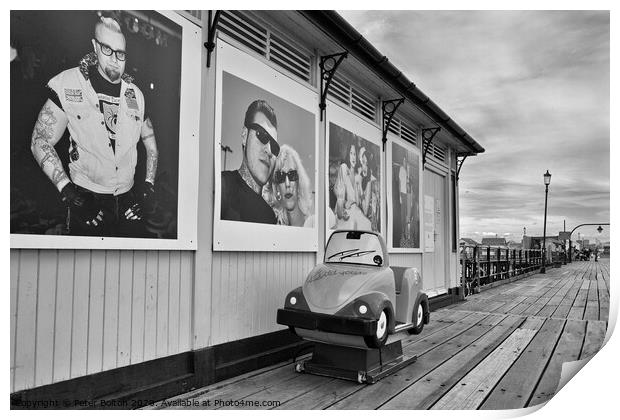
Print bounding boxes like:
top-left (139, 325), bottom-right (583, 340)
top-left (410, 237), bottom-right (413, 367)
top-left (212, 40), bottom-right (319, 252)
top-left (325, 101), bottom-right (384, 244)
top-left (10, 10), bottom-right (200, 250)
top-left (387, 135), bottom-right (422, 253)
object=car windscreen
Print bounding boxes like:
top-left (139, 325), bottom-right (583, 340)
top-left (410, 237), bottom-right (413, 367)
top-left (324, 231), bottom-right (384, 266)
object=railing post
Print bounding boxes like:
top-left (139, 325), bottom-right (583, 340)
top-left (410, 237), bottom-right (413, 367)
top-left (487, 246), bottom-right (491, 285)
top-left (474, 245), bottom-right (480, 293)
top-left (497, 246), bottom-right (501, 281)
top-left (526, 250), bottom-right (530, 271)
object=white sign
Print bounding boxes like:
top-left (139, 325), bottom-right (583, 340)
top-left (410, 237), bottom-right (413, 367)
top-left (424, 194), bottom-right (435, 252)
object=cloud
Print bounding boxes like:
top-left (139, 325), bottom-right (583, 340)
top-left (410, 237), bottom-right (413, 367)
top-left (339, 11), bottom-right (610, 241)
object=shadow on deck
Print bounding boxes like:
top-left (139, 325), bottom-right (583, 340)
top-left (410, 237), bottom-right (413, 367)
top-left (148, 260), bottom-right (609, 410)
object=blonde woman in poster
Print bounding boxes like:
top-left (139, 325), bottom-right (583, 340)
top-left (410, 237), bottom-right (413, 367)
top-left (269, 144), bottom-right (315, 227)
top-left (334, 142), bottom-right (371, 230)
top-left (356, 147), bottom-right (379, 231)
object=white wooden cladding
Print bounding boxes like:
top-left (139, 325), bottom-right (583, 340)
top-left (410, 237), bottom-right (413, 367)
top-left (209, 251), bottom-right (316, 345)
top-left (10, 249), bottom-right (194, 393)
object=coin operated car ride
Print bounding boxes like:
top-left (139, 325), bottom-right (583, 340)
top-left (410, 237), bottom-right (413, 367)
top-left (277, 230), bottom-right (430, 383)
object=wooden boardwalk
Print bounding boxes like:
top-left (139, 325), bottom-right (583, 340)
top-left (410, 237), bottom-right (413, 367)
top-left (149, 260), bottom-right (609, 410)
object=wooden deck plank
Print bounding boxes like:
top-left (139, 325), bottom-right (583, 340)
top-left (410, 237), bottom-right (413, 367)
top-left (521, 304), bottom-right (545, 317)
top-left (219, 373), bottom-right (330, 410)
top-left (535, 305), bottom-right (558, 318)
top-left (399, 311), bottom-right (484, 348)
top-left (528, 319), bottom-right (586, 406)
top-left (157, 360), bottom-right (304, 409)
top-left (580, 321), bottom-right (607, 360)
top-left (275, 378), bottom-right (363, 410)
top-left (522, 296), bottom-right (539, 304)
top-left (567, 305), bottom-right (585, 320)
top-left (599, 304), bottom-right (609, 322)
top-left (431, 327), bottom-right (538, 410)
top-left (479, 318), bottom-right (565, 409)
top-left (583, 300), bottom-right (599, 321)
top-left (328, 315), bottom-right (510, 409)
top-left (379, 316), bottom-right (526, 410)
top-left (552, 305), bottom-right (571, 318)
top-left (506, 303), bottom-right (530, 315)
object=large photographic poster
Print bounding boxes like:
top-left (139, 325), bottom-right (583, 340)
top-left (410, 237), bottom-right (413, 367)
top-left (326, 102), bottom-right (383, 242)
top-left (10, 10), bottom-right (200, 249)
top-left (213, 40), bottom-right (319, 252)
top-left (387, 136), bottom-right (422, 252)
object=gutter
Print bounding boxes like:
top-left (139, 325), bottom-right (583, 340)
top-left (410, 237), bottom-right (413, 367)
top-left (300, 10), bottom-right (485, 155)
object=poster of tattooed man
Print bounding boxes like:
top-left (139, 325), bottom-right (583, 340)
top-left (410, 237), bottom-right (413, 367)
top-left (11, 10), bottom-right (183, 242)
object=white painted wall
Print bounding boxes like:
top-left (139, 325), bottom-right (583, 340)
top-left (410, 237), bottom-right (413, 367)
top-left (10, 249), bottom-right (194, 393)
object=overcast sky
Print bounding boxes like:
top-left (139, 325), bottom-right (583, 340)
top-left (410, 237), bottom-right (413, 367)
top-left (339, 10), bottom-right (610, 244)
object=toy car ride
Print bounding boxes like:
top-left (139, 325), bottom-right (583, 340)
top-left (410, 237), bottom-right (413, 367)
top-left (277, 230), bottom-right (429, 383)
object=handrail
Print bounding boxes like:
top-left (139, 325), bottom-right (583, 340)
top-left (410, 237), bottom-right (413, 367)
top-left (458, 245), bottom-right (559, 296)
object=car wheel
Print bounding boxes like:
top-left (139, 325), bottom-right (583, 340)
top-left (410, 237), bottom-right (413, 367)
top-left (408, 301), bottom-right (424, 335)
top-left (364, 309), bottom-right (389, 348)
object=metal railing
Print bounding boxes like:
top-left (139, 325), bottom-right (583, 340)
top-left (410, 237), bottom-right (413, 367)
top-left (459, 246), bottom-right (558, 296)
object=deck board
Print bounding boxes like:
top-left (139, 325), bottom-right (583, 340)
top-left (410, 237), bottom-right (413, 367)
top-left (528, 319), bottom-right (587, 406)
top-left (380, 316), bottom-right (526, 409)
top-left (431, 327), bottom-right (537, 410)
top-left (580, 320), bottom-right (607, 360)
top-left (327, 315), bottom-right (509, 409)
top-left (479, 318), bottom-right (565, 409)
top-left (151, 260), bottom-right (608, 411)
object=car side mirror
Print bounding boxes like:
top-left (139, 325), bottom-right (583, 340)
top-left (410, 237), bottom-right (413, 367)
top-left (373, 255), bottom-right (383, 266)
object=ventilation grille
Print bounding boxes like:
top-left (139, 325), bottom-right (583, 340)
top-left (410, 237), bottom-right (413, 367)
top-left (217, 11), bottom-right (312, 83)
top-left (433, 143), bottom-right (447, 162)
top-left (180, 10), bottom-right (202, 26)
top-left (328, 74), bottom-right (377, 122)
top-left (401, 121), bottom-right (417, 145)
top-left (385, 116), bottom-right (418, 146)
top-left (423, 141), bottom-right (447, 163)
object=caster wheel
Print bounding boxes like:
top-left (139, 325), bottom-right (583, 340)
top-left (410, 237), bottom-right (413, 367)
top-left (357, 371), bottom-right (367, 384)
top-left (295, 362), bottom-right (305, 373)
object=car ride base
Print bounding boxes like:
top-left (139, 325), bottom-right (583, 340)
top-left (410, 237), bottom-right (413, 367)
top-left (294, 340), bottom-right (417, 384)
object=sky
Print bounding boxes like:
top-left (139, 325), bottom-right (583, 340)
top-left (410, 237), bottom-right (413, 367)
top-left (339, 10), bottom-right (610, 244)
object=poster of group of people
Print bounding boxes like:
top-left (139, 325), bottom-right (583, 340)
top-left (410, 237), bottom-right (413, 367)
top-left (327, 122), bottom-right (382, 234)
top-left (10, 10), bottom-right (201, 249)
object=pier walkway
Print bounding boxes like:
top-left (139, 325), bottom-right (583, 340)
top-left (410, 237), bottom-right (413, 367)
top-left (150, 260), bottom-right (609, 410)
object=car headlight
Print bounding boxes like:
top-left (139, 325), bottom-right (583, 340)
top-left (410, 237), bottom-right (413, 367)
top-left (289, 296), bottom-right (297, 306)
top-left (358, 304), bottom-right (368, 314)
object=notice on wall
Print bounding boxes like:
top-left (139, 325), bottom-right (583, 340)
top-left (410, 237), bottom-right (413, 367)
top-left (424, 194), bottom-right (435, 252)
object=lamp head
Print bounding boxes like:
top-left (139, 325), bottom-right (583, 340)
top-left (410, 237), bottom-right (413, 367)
top-left (543, 170), bottom-right (551, 186)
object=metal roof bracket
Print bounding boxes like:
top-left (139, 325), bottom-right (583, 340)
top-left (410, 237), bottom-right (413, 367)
top-left (381, 98), bottom-right (405, 151)
top-left (319, 51), bottom-right (348, 121)
top-left (204, 10), bottom-right (221, 68)
top-left (422, 127), bottom-right (441, 167)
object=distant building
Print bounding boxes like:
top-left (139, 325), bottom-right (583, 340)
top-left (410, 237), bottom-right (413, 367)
top-left (481, 237), bottom-right (508, 248)
top-left (507, 240), bottom-right (523, 250)
top-left (460, 238), bottom-right (479, 247)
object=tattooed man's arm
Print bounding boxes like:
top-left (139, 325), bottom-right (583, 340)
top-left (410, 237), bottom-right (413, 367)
top-left (30, 100), bottom-right (70, 191)
top-left (141, 117), bottom-right (158, 185)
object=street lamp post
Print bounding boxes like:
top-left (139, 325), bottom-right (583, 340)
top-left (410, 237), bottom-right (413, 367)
top-left (540, 170), bottom-right (551, 274)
